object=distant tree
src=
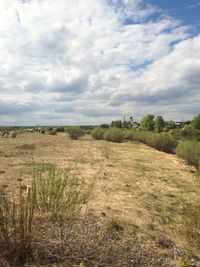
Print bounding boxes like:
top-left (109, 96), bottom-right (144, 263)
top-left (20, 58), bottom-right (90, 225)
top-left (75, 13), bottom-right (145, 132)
top-left (139, 114), bottom-right (155, 131)
top-left (191, 114), bottom-right (200, 130)
top-left (122, 120), bottom-right (129, 129)
top-left (154, 115), bottom-right (165, 132)
top-left (111, 120), bottom-right (122, 128)
top-left (100, 124), bottom-right (110, 129)
top-left (165, 120), bottom-right (175, 129)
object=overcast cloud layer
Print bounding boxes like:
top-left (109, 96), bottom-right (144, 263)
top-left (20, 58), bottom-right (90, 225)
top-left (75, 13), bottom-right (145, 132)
top-left (0, 0), bottom-right (199, 125)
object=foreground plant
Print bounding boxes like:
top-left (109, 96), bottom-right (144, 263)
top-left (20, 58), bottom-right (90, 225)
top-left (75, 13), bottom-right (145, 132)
top-left (0, 164), bottom-right (86, 266)
top-left (0, 180), bottom-right (36, 265)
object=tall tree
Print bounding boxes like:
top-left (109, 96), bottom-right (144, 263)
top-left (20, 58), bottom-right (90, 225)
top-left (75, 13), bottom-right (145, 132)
top-left (154, 115), bottom-right (165, 132)
top-left (192, 114), bottom-right (200, 130)
top-left (139, 114), bottom-right (155, 131)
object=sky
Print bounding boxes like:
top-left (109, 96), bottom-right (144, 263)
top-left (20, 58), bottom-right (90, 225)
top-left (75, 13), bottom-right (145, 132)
top-left (0, 0), bottom-right (200, 125)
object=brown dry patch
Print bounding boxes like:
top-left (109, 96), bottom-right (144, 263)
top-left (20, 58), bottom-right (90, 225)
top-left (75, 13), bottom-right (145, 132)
top-left (0, 133), bottom-right (200, 256)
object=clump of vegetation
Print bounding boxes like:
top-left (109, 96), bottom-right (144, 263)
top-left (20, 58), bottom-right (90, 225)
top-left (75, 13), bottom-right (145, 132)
top-left (0, 164), bottom-right (86, 266)
top-left (148, 134), bottom-right (177, 153)
top-left (139, 114), bottom-right (155, 131)
top-left (40, 129), bottom-right (45, 134)
top-left (103, 128), bottom-right (124, 143)
top-left (91, 127), bottom-right (106, 140)
top-left (2, 131), bottom-right (9, 138)
top-left (56, 126), bottom-right (65, 132)
top-left (0, 180), bottom-right (36, 266)
top-left (124, 131), bottom-right (177, 153)
top-left (35, 164), bottom-right (86, 217)
top-left (10, 131), bottom-right (17, 138)
top-left (67, 127), bottom-right (85, 140)
top-left (180, 125), bottom-right (200, 140)
top-left (176, 141), bottom-right (200, 168)
top-left (191, 113), bottom-right (200, 130)
top-left (48, 129), bottom-right (57, 135)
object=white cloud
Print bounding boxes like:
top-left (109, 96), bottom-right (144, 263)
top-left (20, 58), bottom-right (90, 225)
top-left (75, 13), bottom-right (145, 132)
top-left (0, 0), bottom-right (199, 125)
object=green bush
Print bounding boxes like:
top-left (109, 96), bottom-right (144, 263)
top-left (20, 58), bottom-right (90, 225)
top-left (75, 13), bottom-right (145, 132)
top-left (2, 131), bottom-right (9, 138)
top-left (48, 129), bottom-right (57, 135)
top-left (56, 126), bottom-right (65, 132)
top-left (40, 129), bottom-right (45, 134)
top-left (91, 128), bottom-right (106, 140)
top-left (35, 164), bottom-right (86, 217)
top-left (127, 131), bottom-right (177, 153)
top-left (0, 180), bottom-right (36, 265)
top-left (0, 164), bottom-right (86, 266)
top-left (10, 132), bottom-right (17, 138)
top-left (123, 130), bottom-right (135, 141)
top-left (148, 134), bottom-right (177, 153)
top-left (67, 127), bottom-right (84, 140)
top-left (103, 128), bottom-right (124, 143)
top-left (176, 141), bottom-right (200, 167)
top-left (180, 125), bottom-right (200, 140)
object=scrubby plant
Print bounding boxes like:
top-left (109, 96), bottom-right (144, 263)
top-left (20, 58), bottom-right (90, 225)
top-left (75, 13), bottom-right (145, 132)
top-left (154, 115), bottom-right (165, 132)
top-left (56, 126), bottom-right (65, 132)
top-left (192, 114), bottom-right (200, 130)
top-left (35, 164), bottom-right (86, 217)
top-left (0, 180), bottom-right (36, 265)
top-left (180, 125), bottom-right (200, 140)
top-left (48, 129), bottom-right (57, 135)
top-left (176, 141), bottom-right (200, 168)
top-left (10, 132), bottom-right (17, 138)
top-left (127, 131), bottom-right (177, 153)
top-left (148, 134), bottom-right (177, 153)
top-left (2, 131), bottom-right (9, 138)
top-left (103, 128), bottom-right (124, 143)
top-left (67, 127), bottom-right (84, 140)
top-left (123, 130), bottom-right (134, 141)
top-left (0, 164), bottom-right (86, 266)
top-left (40, 129), bottom-right (45, 134)
top-left (91, 128), bottom-right (106, 140)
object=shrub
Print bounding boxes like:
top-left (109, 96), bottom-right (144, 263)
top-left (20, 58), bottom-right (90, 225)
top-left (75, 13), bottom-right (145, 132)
top-left (0, 180), bottom-right (36, 265)
top-left (10, 132), bottom-right (17, 138)
top-left (40, 129), bottom-right (45, 134)
top-left (91, 128), bottom-right (106, 140)
top-left (128, 132), bottom-right (177, 153)
top-left (123, 130), bottom-right (135, 141)
top-left (56, 126), bottom-right (65, 132)
top-left (48, 129), bottom-right (57, 135)
top-left (148, 134), bottom-right (177, 153)
top-left (2, 131), bottom-right (9, 138)
top-left (180, 125), bottom-right (200, 140)
top-left (103, 128), bottom-right (124, 143)
top-left (176, 141), bottom-right (200, 167)
top-left (67, 127), bottom-right (84, 140)
top-left (85, 130), bottom-right (91, 135)
top-left (0, 164), bottom-right (86, 266)
top-left (35, 164), bottom-right (86, 217)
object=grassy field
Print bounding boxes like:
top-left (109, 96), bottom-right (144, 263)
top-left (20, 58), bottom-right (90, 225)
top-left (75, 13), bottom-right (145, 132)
top-left (0, 132), bottom-right (200, 266)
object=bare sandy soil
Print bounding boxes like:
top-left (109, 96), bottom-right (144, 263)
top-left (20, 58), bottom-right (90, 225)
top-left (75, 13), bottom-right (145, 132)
top-left (0, 132), bottom-right (200, 263)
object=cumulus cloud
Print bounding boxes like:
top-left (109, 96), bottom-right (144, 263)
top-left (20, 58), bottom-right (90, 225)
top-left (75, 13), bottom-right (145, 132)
top-left (0, 0), bottom-right (199, 125)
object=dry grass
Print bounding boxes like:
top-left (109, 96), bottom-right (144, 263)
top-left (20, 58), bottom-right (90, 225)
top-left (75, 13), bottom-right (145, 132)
top-left (0, 133), bottom-right (200, 265)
